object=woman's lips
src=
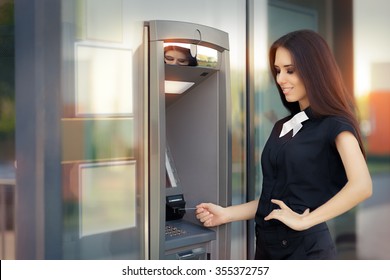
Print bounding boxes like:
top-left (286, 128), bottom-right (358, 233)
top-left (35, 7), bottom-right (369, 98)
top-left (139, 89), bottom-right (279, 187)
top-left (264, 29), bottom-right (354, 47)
top-left (281, 87), bottom-right (293, 94)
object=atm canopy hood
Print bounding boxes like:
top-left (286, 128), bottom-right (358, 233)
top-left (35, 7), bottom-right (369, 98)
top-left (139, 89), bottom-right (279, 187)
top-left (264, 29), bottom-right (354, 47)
top-left (148, 20), bottom-right (229, 52)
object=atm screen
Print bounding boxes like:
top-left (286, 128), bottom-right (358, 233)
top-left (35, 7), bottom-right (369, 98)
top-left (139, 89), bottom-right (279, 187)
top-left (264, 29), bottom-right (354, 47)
top-left (163, 43), bottom-right (218, 68)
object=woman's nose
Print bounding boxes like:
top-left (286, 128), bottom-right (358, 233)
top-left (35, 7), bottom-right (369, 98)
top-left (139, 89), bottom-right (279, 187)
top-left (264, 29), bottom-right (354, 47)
top-left (277, 73), bottom-right (286, 85)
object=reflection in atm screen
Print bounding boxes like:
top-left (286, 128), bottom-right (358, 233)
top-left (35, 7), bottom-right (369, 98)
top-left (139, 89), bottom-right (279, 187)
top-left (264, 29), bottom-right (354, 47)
top-left (164, 43), bottom-right (218, 68)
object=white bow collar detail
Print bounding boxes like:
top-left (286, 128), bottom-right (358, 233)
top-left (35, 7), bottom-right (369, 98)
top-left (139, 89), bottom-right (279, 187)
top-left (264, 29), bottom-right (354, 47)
top-left (279, 111), bottom-right (309, 138)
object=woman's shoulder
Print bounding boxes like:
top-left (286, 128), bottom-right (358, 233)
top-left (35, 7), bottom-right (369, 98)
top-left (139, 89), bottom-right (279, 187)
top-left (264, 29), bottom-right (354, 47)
top-left (321, 114), bottom-right (353, 128)
top-left (320, 115), bottom-right (357, 140)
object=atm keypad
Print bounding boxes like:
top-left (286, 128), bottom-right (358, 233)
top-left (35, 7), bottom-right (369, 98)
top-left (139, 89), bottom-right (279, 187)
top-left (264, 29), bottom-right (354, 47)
top-left (165, 225), bottom-right (187, 237)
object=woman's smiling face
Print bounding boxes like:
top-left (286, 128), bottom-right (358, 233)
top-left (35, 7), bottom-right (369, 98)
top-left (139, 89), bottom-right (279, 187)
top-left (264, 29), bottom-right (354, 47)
top-left (274, 47), bottom-right (309, 110)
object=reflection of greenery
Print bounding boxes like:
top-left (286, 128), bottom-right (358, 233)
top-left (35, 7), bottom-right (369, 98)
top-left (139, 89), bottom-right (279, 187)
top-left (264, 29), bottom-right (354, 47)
top-left (0, 2), bottom-right (14, 25)
top-left (0, 84), bottom-right (14, 138)
top-left (85, 119), bottom-right (134, 161)
top-left (197, 54), bottom-right (218, 68)
top-left (0, 1), bottom-right (15, 141)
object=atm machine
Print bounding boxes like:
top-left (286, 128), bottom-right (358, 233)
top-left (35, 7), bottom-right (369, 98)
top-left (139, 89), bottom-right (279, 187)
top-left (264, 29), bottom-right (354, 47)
top-left (147, 20), bottom-right (232, 260)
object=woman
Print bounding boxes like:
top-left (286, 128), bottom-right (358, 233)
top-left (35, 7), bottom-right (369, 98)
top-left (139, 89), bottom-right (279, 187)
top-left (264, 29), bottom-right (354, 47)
top-left (196, 30), bottom-right (372, 259)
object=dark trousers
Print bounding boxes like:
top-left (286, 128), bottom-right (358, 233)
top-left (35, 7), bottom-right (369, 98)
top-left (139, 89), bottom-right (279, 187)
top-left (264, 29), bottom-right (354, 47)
top-left (255, 223), bottom-right (337, 260)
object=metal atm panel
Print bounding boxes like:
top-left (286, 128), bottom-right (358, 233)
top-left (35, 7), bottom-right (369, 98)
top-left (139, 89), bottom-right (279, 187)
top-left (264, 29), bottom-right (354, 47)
top-left (148, 20), bottom-right (231, 260)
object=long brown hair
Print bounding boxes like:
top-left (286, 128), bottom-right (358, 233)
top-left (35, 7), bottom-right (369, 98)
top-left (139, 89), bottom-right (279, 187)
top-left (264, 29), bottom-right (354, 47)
top-left (269, 30), bottom-right (365, 156)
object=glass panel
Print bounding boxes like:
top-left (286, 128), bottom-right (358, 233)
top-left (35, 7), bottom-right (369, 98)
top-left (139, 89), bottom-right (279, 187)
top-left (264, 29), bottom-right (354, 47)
top-left (0, 0), bottom-right (15, 177)
top-left (84, 0), bottom-right (124, 43)
top-left (75, 44), bottom-right (133, 116)
top-left (0, 0), bottom-right (15, 260)
top-left (61, 119), bottom-right (134, 162)
top-left (79, 161), bottom-right (136, 237)
top-left (61, 0), bottom-right (145, 259)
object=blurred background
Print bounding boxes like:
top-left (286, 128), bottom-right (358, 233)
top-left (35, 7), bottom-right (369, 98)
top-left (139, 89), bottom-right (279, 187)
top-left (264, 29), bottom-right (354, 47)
top-left (0, 0), bottom-right (389, 259)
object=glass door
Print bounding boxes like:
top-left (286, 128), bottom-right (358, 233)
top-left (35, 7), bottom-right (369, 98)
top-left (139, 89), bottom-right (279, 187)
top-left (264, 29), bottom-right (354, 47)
top-left (61, 0), bottom-right (147, 259)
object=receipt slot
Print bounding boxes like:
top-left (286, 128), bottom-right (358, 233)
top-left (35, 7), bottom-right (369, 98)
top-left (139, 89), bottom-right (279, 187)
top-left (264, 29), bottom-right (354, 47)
top-left (147, 20), bottom-right (231, 260)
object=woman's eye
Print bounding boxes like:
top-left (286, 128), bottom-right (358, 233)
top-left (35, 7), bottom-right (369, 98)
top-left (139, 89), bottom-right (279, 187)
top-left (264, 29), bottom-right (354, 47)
top-left (286, 67), bottom-right (295, 74)
top-left (165, 56), bottom-right (174, 61)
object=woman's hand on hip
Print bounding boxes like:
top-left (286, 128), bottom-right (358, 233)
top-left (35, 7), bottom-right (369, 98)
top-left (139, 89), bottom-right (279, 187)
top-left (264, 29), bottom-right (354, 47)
top-left (264, 199), bottom-right (311, 231)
